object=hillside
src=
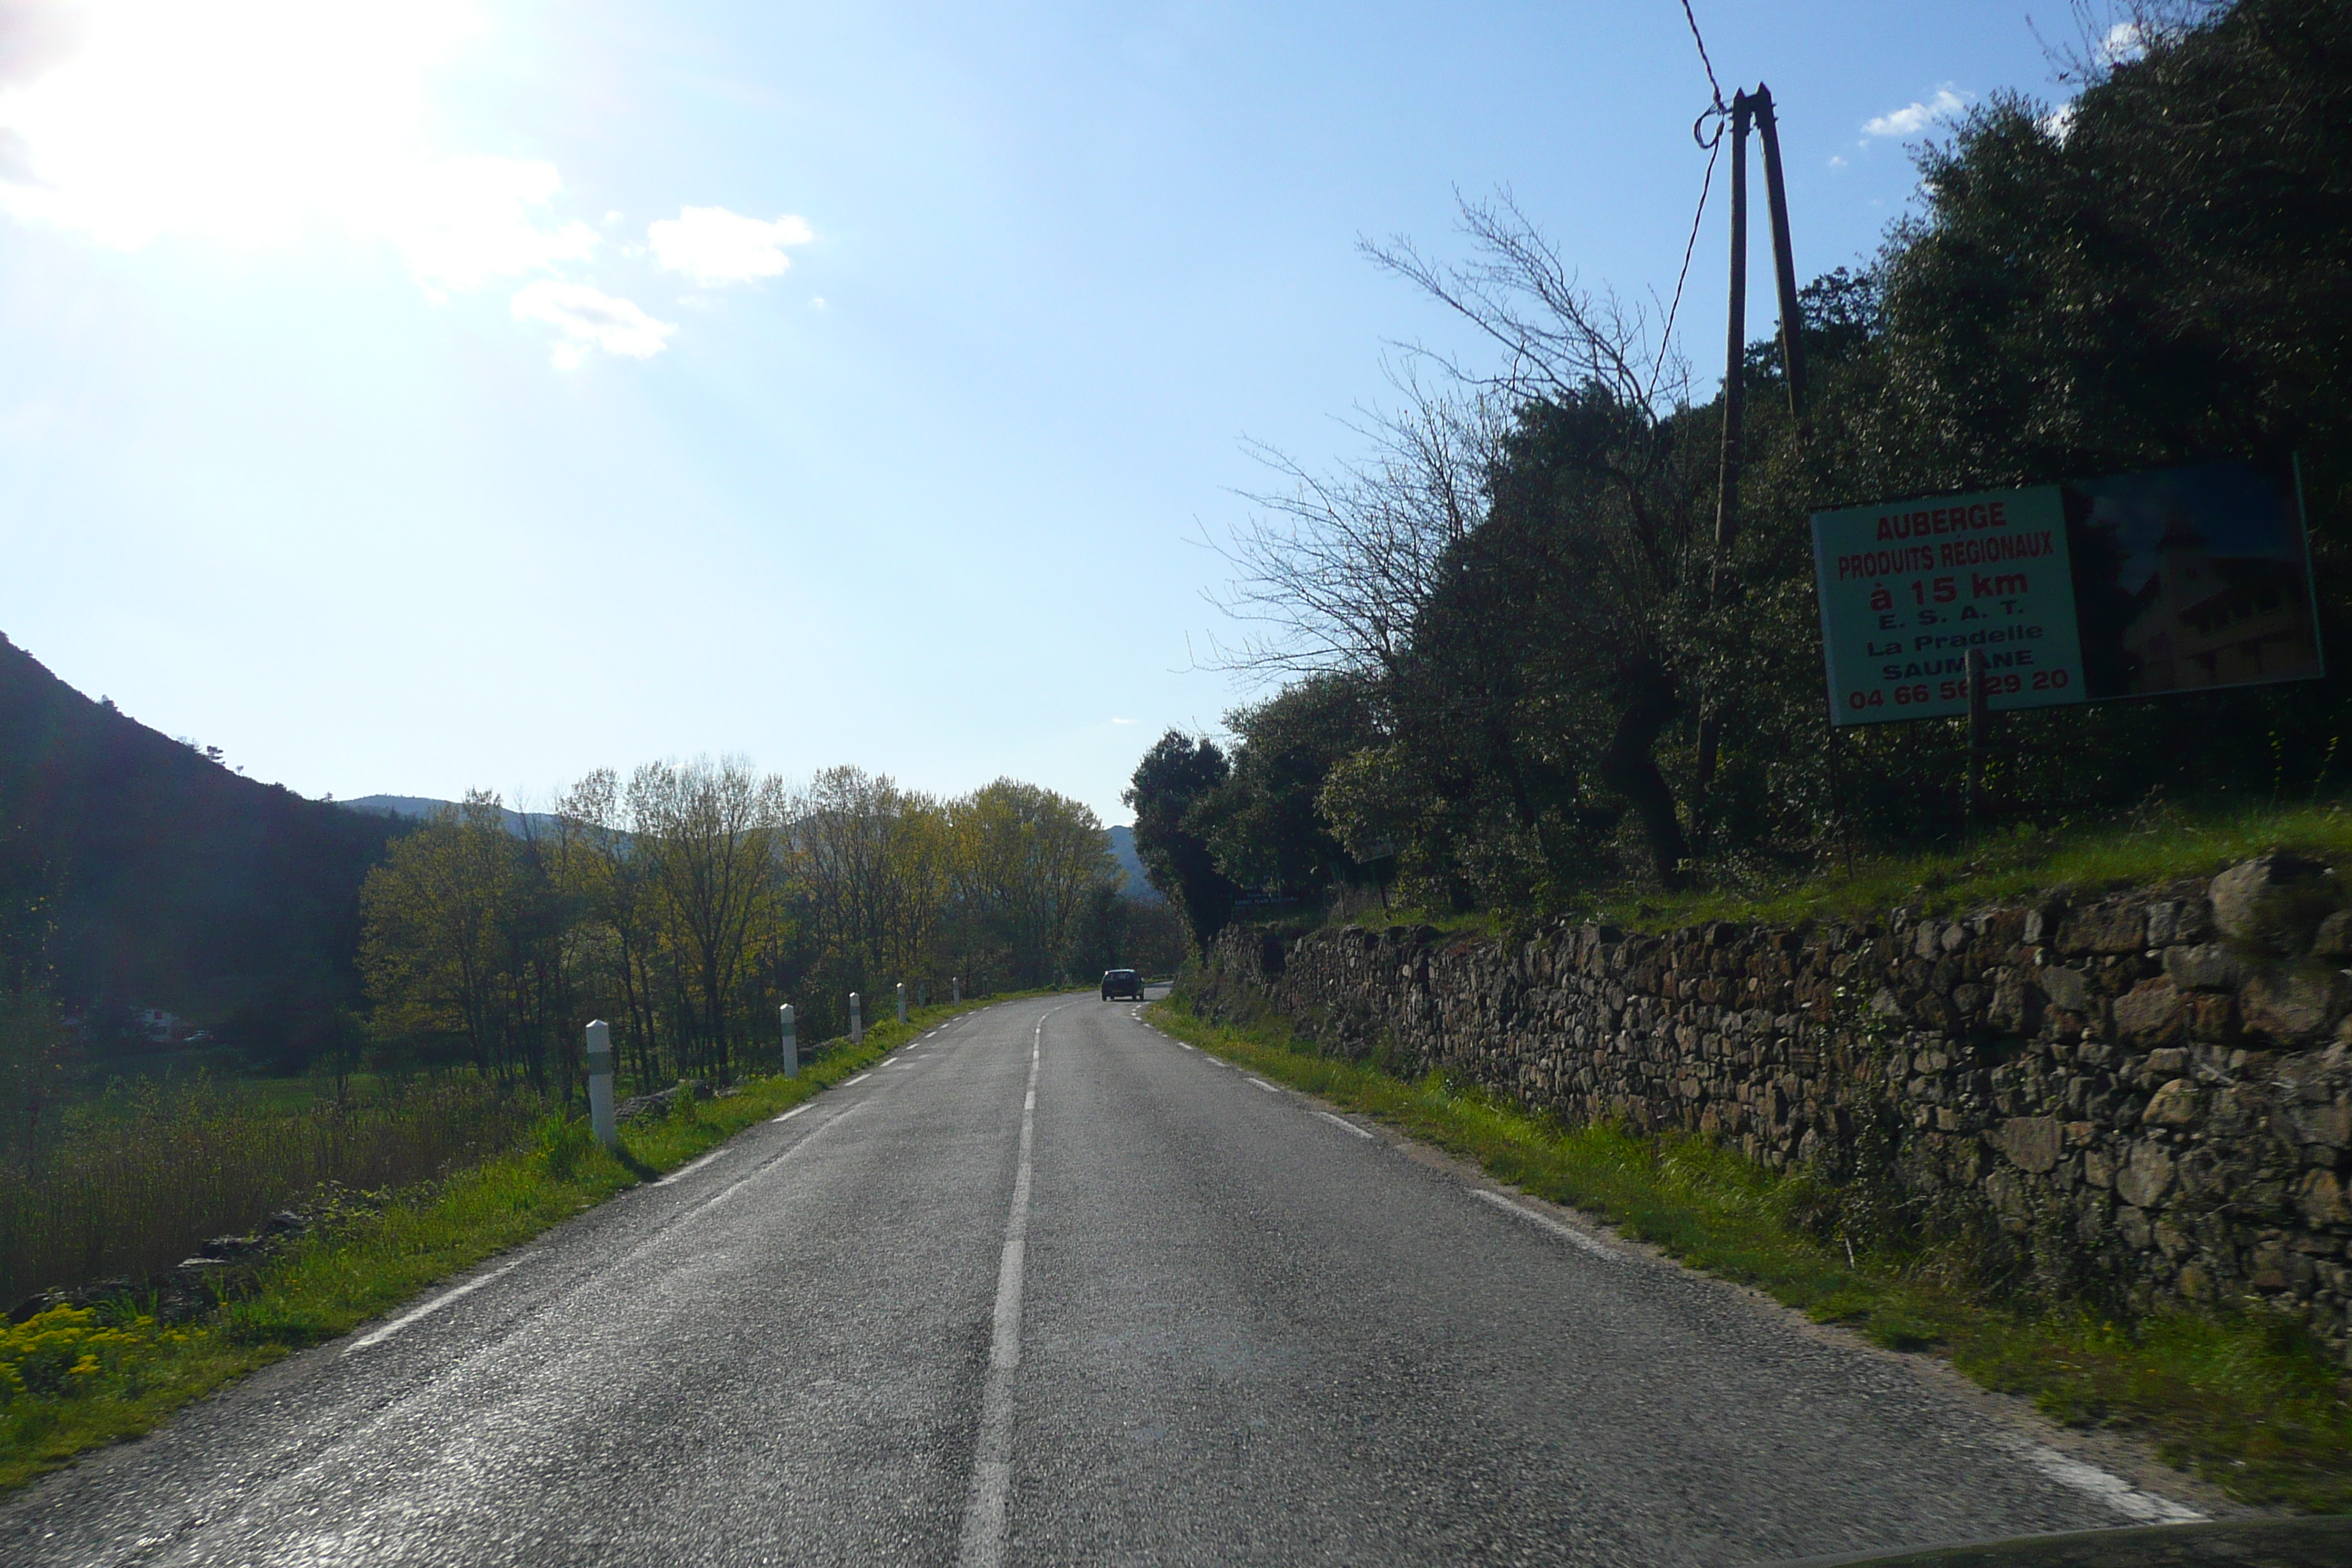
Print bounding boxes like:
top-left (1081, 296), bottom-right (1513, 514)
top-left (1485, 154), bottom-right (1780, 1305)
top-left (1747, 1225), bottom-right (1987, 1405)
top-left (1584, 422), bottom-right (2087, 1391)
top-left (1108, 823), bottom-right (1158, 902)
top-left (0, 634), bottom-right (401, 1066)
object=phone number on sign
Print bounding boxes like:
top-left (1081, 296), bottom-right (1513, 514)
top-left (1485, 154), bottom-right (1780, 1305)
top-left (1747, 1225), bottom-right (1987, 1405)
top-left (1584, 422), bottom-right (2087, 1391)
top-left (1844, 668), bottom-right (2071, 712)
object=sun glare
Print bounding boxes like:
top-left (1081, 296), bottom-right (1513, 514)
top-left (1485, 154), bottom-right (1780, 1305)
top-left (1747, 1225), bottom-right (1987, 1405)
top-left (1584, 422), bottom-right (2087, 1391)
top-left (0, 0), bottom-right (589, 290)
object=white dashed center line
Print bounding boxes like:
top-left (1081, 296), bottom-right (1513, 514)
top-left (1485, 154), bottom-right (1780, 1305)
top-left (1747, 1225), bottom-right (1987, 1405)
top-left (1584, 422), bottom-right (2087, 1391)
top-left (956, 1005), bottom-right (1063, 1568)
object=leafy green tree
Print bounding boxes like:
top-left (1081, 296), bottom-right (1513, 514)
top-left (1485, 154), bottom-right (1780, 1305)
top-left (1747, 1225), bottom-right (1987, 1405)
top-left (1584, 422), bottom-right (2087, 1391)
top-left (358, 794), bottom-right (524, 1079)
top-left (1124, 733), bottom-right (1240, 955)
top-left (951, 780), bottom-right (1118, 987)
top-left (1197, 674), bottom-right (1379, 900)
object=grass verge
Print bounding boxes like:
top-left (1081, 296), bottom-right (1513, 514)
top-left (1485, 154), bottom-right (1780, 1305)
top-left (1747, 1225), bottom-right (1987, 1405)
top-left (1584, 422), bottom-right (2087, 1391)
top-left (0, 990), bottom-right (1048, 1493)
top-left (1336, 798), bottom-right (2352, 938)
top-left (1150, 994), bottom-right (2352, 1512)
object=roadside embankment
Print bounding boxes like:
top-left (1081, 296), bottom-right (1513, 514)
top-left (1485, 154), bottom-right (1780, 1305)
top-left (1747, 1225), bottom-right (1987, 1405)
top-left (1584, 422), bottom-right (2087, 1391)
top-left (1192, 854), bottom-right (2352, 1358)
top-left (0, 992), bottom-right (1035, 1492)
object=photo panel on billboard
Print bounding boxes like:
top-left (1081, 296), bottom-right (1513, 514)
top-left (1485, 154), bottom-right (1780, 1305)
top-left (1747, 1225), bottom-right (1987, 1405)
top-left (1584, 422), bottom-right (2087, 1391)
top-left (2062, 461), bottom-right (2323, 700)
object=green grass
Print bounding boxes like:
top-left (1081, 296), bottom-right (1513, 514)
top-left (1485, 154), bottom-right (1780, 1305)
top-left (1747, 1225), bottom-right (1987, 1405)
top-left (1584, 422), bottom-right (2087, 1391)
top-left (1333, 798), bottom-right (2352, 938)
top-left (1604, 798), bottom-right (2352, 932)
top-left (1150, 995), bottom-right (2352, 1512)
top-left (0, 990), bottom-right (1041, 1493)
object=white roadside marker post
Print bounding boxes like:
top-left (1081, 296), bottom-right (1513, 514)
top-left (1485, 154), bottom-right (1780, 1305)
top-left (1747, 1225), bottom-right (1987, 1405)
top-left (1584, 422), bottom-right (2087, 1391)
top-left (586, 1019), bottom-right (617, 1150)
top-left (779, 1003), bottom-right (798, 1078)
top-left (849, 991), bottom-right (863, 1044)
top-left (953, 975), bottom-right (962, 1003)
top-left (896, 981), bottom-right (907, 1025)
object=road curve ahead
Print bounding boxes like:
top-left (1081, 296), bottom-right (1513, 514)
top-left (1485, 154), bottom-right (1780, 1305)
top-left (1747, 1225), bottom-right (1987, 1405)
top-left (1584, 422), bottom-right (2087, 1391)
top-left (0, 994), bottom-right (2195, 1566)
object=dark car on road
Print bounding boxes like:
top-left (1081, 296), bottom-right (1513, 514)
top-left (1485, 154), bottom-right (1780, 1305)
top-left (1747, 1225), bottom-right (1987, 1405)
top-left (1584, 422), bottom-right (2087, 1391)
top-left (1101, 968), bottom-right (1143, 1000)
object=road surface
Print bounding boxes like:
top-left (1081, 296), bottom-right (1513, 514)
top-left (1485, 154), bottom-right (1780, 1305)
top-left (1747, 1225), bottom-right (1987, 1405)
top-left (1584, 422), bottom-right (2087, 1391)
top-left (0, 992), bottom-right (2204, 1566)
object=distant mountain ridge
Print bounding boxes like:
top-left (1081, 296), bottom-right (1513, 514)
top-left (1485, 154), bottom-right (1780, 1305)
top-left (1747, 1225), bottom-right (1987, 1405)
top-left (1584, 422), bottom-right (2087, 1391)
top-left (339, 795), bottom-right (560, 837)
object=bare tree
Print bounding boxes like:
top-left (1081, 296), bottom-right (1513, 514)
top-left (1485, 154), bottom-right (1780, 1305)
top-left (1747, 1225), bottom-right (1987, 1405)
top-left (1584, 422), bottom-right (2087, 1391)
top-left (1206, 372), bottom-right (1498, 679)
top-left (1205, 192), bottom-right (1690, 683)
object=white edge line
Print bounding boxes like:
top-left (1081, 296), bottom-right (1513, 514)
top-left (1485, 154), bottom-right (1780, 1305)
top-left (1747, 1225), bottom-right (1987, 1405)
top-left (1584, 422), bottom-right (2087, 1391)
top-left (844, 1072), bottom-right (871, 1085)
top-left (1311, 1109), bottom-right (1375, 1139)
top-left (345, 1260), bottom-right (522, 1352)
top-left (1247, 1076), bottom-right (1279, 1092)
top-left (655, 1146), bottom-right (732, 1186)
top-left (1471, 1188), bottom-right (1616, 1260)
top-left (772, 1104), bottom-right (812, 1123)
top-left (1996, 1436), bottom-right (2205, 1524)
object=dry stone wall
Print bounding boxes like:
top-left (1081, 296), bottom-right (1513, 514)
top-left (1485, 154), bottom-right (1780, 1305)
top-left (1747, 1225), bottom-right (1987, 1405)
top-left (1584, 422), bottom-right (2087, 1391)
top-left (1195, 854), bottom-right (2352, 1355)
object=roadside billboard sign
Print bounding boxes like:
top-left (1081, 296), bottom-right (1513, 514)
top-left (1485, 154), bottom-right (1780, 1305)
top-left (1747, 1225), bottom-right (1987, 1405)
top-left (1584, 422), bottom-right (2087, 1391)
top-left (1812, 461), bottom-right (2321, 727)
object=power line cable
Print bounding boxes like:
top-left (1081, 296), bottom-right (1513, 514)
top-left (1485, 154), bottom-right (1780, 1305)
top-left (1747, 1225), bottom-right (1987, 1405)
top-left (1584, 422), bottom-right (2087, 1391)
top-left (1677, 0), bottom-right (1727, 113)
top-left (1646, 133), bottom-right (1719, 407)
top-left (1652, 0), bottom-right (1733, 404)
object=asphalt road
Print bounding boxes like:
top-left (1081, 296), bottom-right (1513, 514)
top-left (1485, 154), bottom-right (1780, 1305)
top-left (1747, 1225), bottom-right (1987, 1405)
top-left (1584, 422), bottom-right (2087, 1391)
top-left (0, 992), bottom-right (2207, 1567)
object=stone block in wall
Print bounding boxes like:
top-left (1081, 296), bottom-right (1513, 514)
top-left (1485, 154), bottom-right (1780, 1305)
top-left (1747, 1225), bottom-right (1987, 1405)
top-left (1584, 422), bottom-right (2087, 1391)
top-left (2211, 852), bottom-right (2338, 953)
top-left (2113, 977), bottom-right (2186, 1045)
top-left (2286, 1101), bottom-right (2352, 1153)
top-left (1992, 1115), bottom-right (2064, 1173)
top-left (2298, 1169), bottom-right (2350, 1226)
top-left (2315, 910), bottom-right (2352, 961)
top-left (2036, 963), bottom-right (2096, 1017)
top-left (2163, 943), bottom-right (2242, 991)
top-left (2117, 1141), bottom-right (2176, 1208)
top-left (2146, 898), bottom-right (2210, 946)
top-left (2057, 902), bottom-right (2147, 955)
top-left (2142, 1078), bottom-right (2201, 1128)
top-left (2186, 992), bottom-right (2242, 1044)
top-left (2241, 968), bottom-right (2350, 1045)
top-left (1985, 970), bottom-right (2037, 1033)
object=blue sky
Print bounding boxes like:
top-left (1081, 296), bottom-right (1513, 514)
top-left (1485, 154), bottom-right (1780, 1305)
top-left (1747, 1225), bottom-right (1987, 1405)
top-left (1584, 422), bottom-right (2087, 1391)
top-left (0, 0), bottom-right (2106, 823)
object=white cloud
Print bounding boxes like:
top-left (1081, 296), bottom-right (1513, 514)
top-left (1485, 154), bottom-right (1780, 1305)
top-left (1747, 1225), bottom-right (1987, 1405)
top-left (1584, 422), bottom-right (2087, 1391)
top-left (510, 280), bottom-right (675, 367)
top-left (1827, 154), bottom-right (1848, 169)
top-left (0, 4), bottom-right (813, 368)
top-left (647, 206), bottom-right (813, 286)
top-left (1862, 86), bottom-right (1972, 141)
top-left (2042, 100), bottom-right (2078, 142)
top-left (1110, 717), bottom-right (1137, 725)
top-left (379, 154), bottom-right (597, 294)
top-left (2100, 20), bottom-right (2149, 64)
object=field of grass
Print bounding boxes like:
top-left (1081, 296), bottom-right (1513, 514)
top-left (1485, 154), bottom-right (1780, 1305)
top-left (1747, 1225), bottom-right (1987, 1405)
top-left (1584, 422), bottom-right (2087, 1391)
top-left (0, 1076), bottom-right (540, 1307)
top-left (1148, 995), bottom-right (2352, 1512)
top-left (1333, 799), bottom-right (2352, 939)
top-left (0, 990), bottom-right (1044, 1493)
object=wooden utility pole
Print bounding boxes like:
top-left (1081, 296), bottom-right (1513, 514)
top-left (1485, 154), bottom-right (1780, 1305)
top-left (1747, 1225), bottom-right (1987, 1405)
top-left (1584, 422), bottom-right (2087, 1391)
top-left (1752, 88), bottom-right (1807, 425)
top-left (1695, 83), bottom-right (1805, 798)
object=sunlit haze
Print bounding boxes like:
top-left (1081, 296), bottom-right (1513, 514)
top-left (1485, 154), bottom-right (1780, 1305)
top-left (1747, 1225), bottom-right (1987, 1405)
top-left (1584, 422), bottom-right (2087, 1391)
top-left (2, 0), bottom-right (2088, 822)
